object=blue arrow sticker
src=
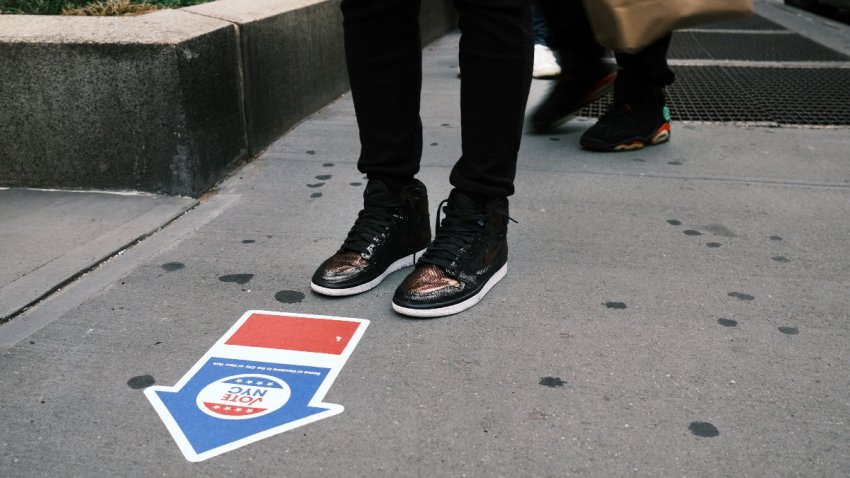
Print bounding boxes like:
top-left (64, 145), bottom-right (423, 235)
top-left (145, 311), bottom-right (369, 462)
top-left (155, 358), bottom-right (330, 455)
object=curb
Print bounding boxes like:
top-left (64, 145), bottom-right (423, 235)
top-left (0, 0), bottom-right (456, 196)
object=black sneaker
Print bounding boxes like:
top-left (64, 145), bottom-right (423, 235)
top-left (580, 92), bottom-right (671, 152)
top-left (392, 190), bottom-right (512, 318)
top-left (530, 66), bottom-right (617, 133)
top-left (311, 179), bottom-right (431, 296)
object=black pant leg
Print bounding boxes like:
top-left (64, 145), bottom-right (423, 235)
top-left (450, 0), bottom-right (533, 199)
top-left (340, 0), bottom-right (423, 184)
top-left (539, 0), bottom-right (604, 74)
top-left (613, 33), bottom-right (675, 102)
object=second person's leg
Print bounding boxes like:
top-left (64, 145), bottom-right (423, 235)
top-left (393, 0), bottom-right (534, 318)
top-left (581, 34), bottom-right (675, 151)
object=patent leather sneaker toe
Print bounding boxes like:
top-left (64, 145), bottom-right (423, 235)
top-left (311, 179), bottom-right (431, 296)
top-left (392, 190), bottom-right (512, 318)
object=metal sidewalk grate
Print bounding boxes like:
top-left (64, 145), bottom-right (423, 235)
top-left (574, 14), bottom-right (850, 126)
top-left (696, 15), bottom-right (787, 31)
top-left (578, 67), bottom-right (850, 126)
top-left (669, 32), bottom-right (850, 61)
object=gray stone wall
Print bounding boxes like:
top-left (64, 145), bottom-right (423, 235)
top-left (0, 0), bottom-right (456, 196)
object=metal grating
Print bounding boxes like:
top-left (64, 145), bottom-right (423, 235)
top-left (736, 68), bottom-right (850, 125)
top-left (669, 32), bottom-right (850, 61)
top-left (578, 67), bottom-right (850, 126)
top-left (574, 14), bottom-right (850, 126)
top-left (695, 15), bottom-right (787, 31)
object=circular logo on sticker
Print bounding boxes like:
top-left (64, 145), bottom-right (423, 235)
top-left (196, 374), bottom-right (290, 420)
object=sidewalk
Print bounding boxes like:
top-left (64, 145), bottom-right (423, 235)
top-left (1, 1), bottom-right (849, 476)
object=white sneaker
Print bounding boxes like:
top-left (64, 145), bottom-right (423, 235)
top-left (533, 44), bottom-right (561, 79)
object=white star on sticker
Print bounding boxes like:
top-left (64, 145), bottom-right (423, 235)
top-left (246, 380), bottom-right (253, 384)
top-left (212, 405), bottom-right (221, 409)
top-left (235, 408), bottom-right (242, 412)
top-left (246, 409), bottom-right (254, 413)
top-left (224, 406), bottom-right (232, 411)
top-left (235, 379), bottom-right (243, 383)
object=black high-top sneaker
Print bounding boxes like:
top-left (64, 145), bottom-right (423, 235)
top-left (392, 190), bottom-right (512, 318)
top-left (530, 64), bottom-right (617, 133)
top-left (580, 85), bottom-right (671, 152)
top-left (311, 179), bottom-right (431, 296)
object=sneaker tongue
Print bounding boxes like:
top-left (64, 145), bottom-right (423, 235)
top-left (363, 180), bottom-right (393, 202)
top-left (447, 190), bottom-right (483, 212)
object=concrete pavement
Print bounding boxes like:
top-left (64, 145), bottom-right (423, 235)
top-left (1, 1), bottom-right (849, 476)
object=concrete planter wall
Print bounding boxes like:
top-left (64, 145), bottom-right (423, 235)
top-left (0, 0), bottom-right (456, 196)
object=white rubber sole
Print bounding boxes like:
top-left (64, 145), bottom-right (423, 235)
top-left (311, 248), bottom-right (426, 297)
top-left (392, 263), bottom-right (507, 318)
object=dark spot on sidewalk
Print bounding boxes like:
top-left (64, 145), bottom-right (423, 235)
top-left (667, 161), bottom-right (682, 165)
top-left (667, 219), bottom-right (681, 226)
top-left (717, 318), bottom-right (737, 327)
top-left (689, 421), bottom-right (719, 437)
top-left (323, 163), bottom-right (334, 167)
top-left (315, 174), bottom-right (332, 180)
top-left (539, 377), bottom-right (566, 388)
top-left (728, 292), bottom-right (754, 301)
top-left (307, 183), bottom-right (324, 188)
top-left (549, 137), bottom-right (560, 141)
top-left (441, 123), bottom-right (451, 127)
top-left (306, 150), bottom-right (316, 155)
top-left (604, 301), bottom-right (627, 309)
top-left (311, 192), bottom-right (323, 198)
top-left (161, 262), bottom-right (185, 272)
top-left (684, 230), bottom-right (702, 236)
top-left (127, 375), bottom-right (155, 389)
top-left (350, 182), bottom-right (362, 186)
top-left (770, 235), bottom-right (783, 241)
top-left (707, 242), bottom-right (722, 248)
top-left (242, 239), bottom-right (255, 244)
top-left (772, 256), bottom-right (790, 263)
top-left (219, 274), bottom-right (253, 285)
top-left (779, 326), bottom-right (799, 335)
top-left (275, 290), bottom-right (305, 304)
top-left (431, 142), bottom-right (439, 146)
top-left (633, 158), bottom-right (646, 162)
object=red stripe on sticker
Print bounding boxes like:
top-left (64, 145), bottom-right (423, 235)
top-left (225, 313), bottom-right (360, 355)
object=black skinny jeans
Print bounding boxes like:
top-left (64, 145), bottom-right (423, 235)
top-left (340, 0), bottom-right (533, 199)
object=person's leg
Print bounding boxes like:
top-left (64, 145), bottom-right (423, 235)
top-left (449, 0), bottom-right (533, 200)
top-left (542, 0), bottom-right (604, 74)
top-left (342, 0), bottom-right (423, 190)
top-left (532, 0), bottom-right (561, 78)
top-left (392, 0), bottom-right (533, 318)
top-left (532, 0), bottom-right (548, 46)
top-left (580, 33), bottom-right (675, 152)
top-left (530, 0), bottom-right (615, 132)
top-left (312, 0), bottom-right (431, 297)
top-left (613, 33), bottom-right (674, 104)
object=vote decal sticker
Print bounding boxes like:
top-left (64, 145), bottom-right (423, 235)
top-left (145, 310), bottom-right (369, 462)
top-left (196, 374), bottom-right (290, 420)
